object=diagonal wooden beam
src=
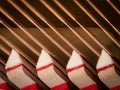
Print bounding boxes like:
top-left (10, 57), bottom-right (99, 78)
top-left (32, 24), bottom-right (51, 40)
top-left (73, 0), bottom-right (120, 48)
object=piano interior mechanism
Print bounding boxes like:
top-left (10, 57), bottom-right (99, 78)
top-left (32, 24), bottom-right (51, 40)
top-left (0, 0), bottom-right (120, 90)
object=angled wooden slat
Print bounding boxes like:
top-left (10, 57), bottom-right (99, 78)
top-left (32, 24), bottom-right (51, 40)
top-left (0, 7), bottom-right (62, 64)
top-left (0, 19), bottom-right (40, 56)
top-left (20, 0), bottom-right (95, 65)
top-left (27, 0), bottom-right (99, 76)
top-left (5, 49), bottom-right (49, 90)
top-left (7, 0), bottom-right (70, 58)
top-left (86, 0), bottom-right (120, 35)
top-left (53, 0), bottom-right (116, 57)
top-left (40, 0), bottom-right (100, 57)
top-left (0, 43), bottom-right (10, 56)
top-left (0, 57), bottom-right (6, 65)
top-left (73, 0), bottom-right (120, 48)
top-left (0, 1), bottom-right (119, 89)
top-left (0, 35), bottom-right (35, 65)
top-left (97, 50), bottom-right (120, 90)
top-left (106, 0), bottom-right (120, 15)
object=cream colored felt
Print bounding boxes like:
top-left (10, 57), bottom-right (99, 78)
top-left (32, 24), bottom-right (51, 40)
top-left (36, 49), bottom-right (69, 88)
top-left (0, 62), bottom-right (18, 90)
top-left (97, 50), bottom-right (120, 89)
top-left (66, 50), bottom-right (97, 89)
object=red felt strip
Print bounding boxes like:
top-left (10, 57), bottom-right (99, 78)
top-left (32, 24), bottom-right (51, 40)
top-left (97, 64), bottom-right (114, 72)
top-left (67, 63), bottom-right (95, 79)
top-left (36, 63), bottom-right (54, 71)
top-left (37, 62), bottom-right (67, 78)
top-left (81, 84), bottom-right (98, 90)
top-left (6, 63), bottom-right (40, 80)
top-left (51, 82), bottom-right (71, 90)
top-left (6, 63), bottom-right (23, 72)
top-left (37, 63), bottom-right (69, 83)
top-left (0, 82), bottom-right (11, 90)
top-left (37, 62), bottom-right (71, 90)
top-left (110, 85), bottom-right (120, 90)
top-left (21, 83), bottom-right (42, 90)
top-left (66, 64), bottom-right (85, 72)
